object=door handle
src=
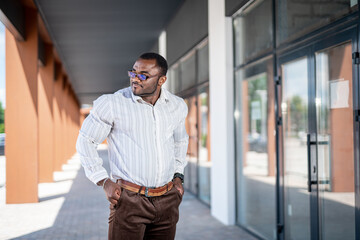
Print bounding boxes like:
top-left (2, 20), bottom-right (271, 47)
top-left (307, 134), bottom-right (312, 192)
top-left (307, 133), bottom-right (317, 192)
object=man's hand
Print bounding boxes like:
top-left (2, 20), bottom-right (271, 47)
top-left (173, 177), bottom-right (184, 196)
top-left (97, 178), bottom-right (121, 204)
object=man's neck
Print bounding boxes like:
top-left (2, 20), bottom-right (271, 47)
top-left (141, 89), bottom-right (161, 105)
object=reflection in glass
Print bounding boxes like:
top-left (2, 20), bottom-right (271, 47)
top-left (277, 0), bottom-right (357, 45)
top-left (233, 0), bottom-right (272, 66)
top-left (180, 52), bottom-right (196, 91)
top-left (281, 57), bottom-right (310, 240)
top-left (197, 43), bottom-right (209, 83)
top-left (316, 42), bottom-right (355, 240)
top-left (184, 97), bottom-right (198, 195)
top-left (235, 58), bottom-right (275, 239)
top-left (198, 91), bottom-right (211, 204)
top-left (168, 64), bottom-right (181, 94)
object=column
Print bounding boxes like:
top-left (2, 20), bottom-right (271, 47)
top-left (38, 44), bottom-right (54, 183)
top-left (5, 8), bottom-right (39, 203)
top-left (208, 0), bottom-right (235, 224)
top-left (53, 67), bottom-right (63, 171)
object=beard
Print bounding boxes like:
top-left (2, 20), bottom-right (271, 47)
top-left (132, 77), bottom-right (160, 97)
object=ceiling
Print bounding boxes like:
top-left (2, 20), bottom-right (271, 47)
top-left (34, 0), bottom-right (183, 106)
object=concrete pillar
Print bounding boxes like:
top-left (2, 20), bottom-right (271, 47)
top-left (38, 44), bottom-right (54, 183)
top-left (158, 31), bottom-right (168, 89)
top-left (208, 0), bottom-right (235, 225)
top-left (5, 8), bottom-right (39, 203)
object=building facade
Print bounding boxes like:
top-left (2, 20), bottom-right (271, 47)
top-left (165, 0), bottom-right (360, 239)
top-left (1, 0), bottom-right (359, 239)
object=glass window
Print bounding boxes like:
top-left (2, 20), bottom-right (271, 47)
top-left (184, 96), bottom-right (198, 195)
top-left (233, 0), bottom-right (273, 66)
top-left (169, 64), bottom-right (181, 94)
top-left (167, 68), bottom-right (174, 94)
top-left (235, 57), bottom-right (276, 239)
top-left (277, 0), bottom-right (358, 45)
top-left (167, 68), bottom-right (175, 94)
top-left (197, 90), bottom-right (211, 204)
top-left (180, 52), bottom-right (196, 91)
top-left (169, 39), bottom-right (210, 202)
top-left (197, 44), bottom-right (209, 83)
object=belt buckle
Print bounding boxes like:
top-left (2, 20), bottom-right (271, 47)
top-left (145, 187), bottom-right (150, 197)
top-left (144, 186), bottom-right (156, 197)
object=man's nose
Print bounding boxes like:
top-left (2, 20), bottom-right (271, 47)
top-left (131, 76), bottom-right (142, 84)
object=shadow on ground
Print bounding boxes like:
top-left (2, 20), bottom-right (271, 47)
top-left (14, 149), bottom-right (110, 240)
top-left (13, 149), bottom-right (257, 240)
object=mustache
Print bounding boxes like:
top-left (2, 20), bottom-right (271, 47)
top-left (131, 82), bottom-right (143, 88)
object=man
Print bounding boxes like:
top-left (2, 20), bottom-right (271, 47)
top-left (76, 52), bottom-right (189, 240)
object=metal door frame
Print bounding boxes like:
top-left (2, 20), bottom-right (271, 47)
top-left (276, 26), bottom-right (359, 240)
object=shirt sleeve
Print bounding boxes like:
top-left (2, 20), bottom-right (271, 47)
top-left (173, 100), bottom-right (189, 174)
top-left (76, 95), bottom-right (113, 184)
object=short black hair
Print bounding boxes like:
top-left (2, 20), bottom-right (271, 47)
top-left (138, 52), bottom-right (168, 76)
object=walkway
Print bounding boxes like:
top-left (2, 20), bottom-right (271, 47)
top-left (0, 145), bottom-right (256, 240)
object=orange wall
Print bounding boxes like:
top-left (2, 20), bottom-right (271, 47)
top-left (5, 8), bottom-right (39, 203)
top-left (61, 83), bottom-right (68, 165)
top-left (53, 73), bottom-right (64, 171)
top-left (38, 44), bottom-right (55, 183)
top-left (5, 6), bottom-right (83, 203)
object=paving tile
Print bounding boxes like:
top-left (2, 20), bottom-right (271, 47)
top-left (0, 145), bottom-right (257, 240)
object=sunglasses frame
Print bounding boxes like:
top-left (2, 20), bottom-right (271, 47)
top-left (128, 70), bottom-right (160, 81)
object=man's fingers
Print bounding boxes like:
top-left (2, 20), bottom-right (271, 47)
top-left (178, 184), bottom-right (184, 195)
top-left (111, 189), bottom-right (121, 201)
top-left (175, 185), bottom-right (183, 195)
top-left (114, 188), bottom-right (121, 198)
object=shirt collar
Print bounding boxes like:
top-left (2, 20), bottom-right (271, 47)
top-left (130, 87), bottom-right (169, 105)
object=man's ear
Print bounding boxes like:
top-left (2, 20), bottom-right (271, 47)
top-left (158, 76), bottom-right (167, 86)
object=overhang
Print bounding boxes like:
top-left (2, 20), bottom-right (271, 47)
top-left (35, 0), bottom-right (183, 106)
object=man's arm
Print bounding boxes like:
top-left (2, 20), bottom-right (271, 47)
top-left (76, 95), bottom-right (112, 184)
top-left (172, 100), bottom-right (189, 195)
top-left (76, 95), bottom-right (121, 203)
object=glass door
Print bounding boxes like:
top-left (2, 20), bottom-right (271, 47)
top-left (280, 55), bottom-right (311, 240)
top-left (315, 41), bottom-right (356, 240)
top-left (235, 57), bottom-right (276, 239)
top-left (278, 28), bottom-right (358, 239)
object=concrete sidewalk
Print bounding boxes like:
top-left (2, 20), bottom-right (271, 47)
top-left (0, 145), bottom-right (256, 240)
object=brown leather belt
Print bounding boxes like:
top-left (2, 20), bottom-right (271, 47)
top-left (116, 179), bottom-right (173, 197)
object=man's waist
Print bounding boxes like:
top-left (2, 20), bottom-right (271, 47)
top-left (116, 178), bottom-right (173, 197)
top-left (112, 173), bottom-right (173, 187)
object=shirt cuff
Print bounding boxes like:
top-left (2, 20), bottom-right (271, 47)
top-left (88, 169), bottom-right (109, 185)
top-left (175, 165), bottom-right (185, 175)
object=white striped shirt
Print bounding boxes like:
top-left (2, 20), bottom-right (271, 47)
top-left (76, 87), bottom-right (189, 187)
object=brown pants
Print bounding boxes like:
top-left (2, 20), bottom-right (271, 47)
top-left (108, 186), bottom-right (183, 240)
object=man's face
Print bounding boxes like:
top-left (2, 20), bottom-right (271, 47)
top-left (130, 58), bottom-right (163, 97)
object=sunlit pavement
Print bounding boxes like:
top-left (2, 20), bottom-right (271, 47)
top-left (0, 145), bottom-right (256, 240)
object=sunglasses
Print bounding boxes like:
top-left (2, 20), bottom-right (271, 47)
top-left (128, 71), bottom-right (159, 81)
